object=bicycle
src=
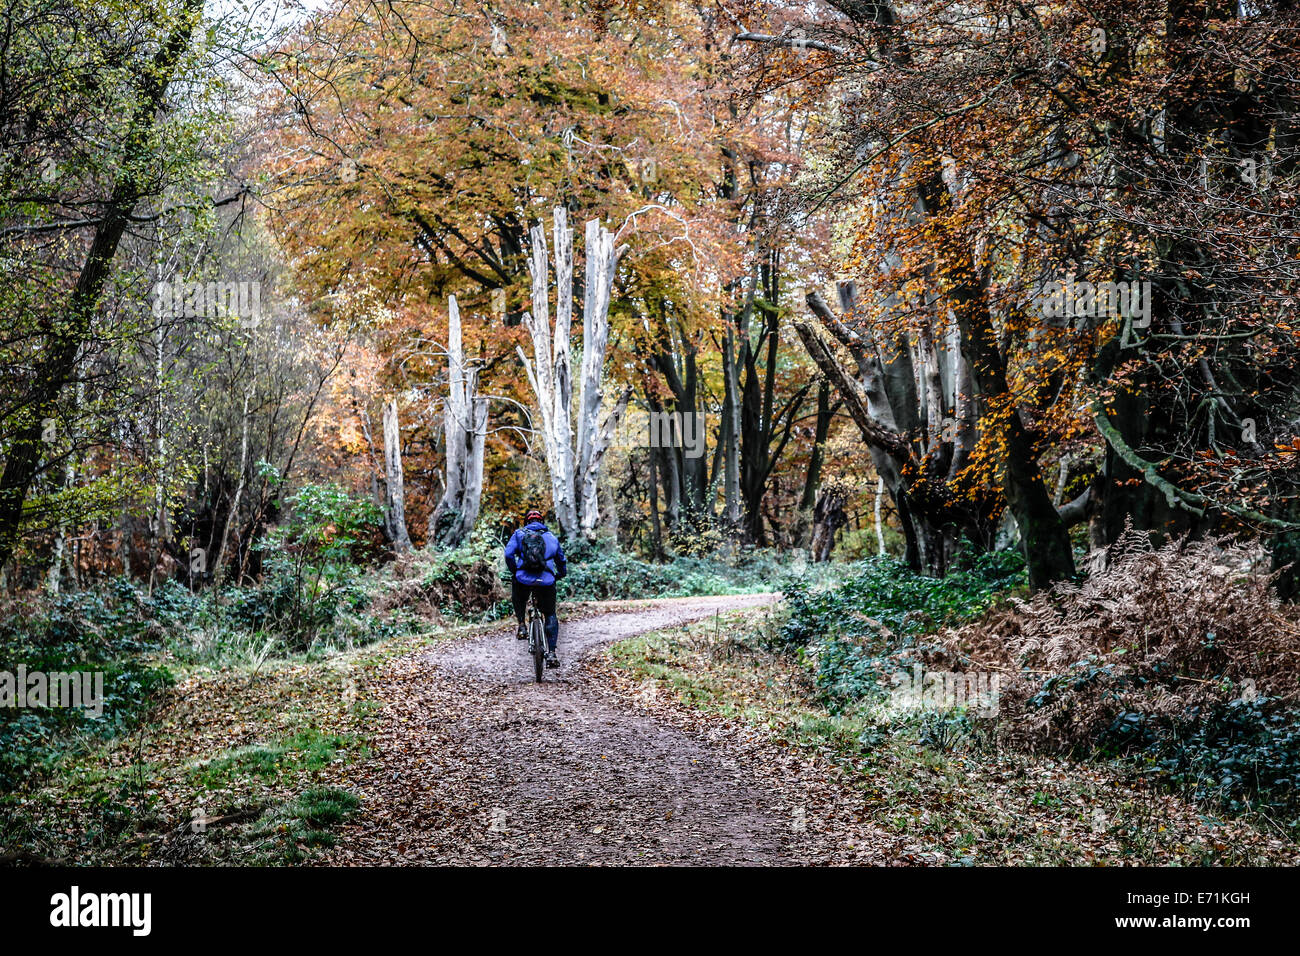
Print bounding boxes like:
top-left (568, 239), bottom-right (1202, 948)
top-left (525, 594), bottom-right (545, 682)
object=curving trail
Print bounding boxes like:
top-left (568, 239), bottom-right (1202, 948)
top-left (322, 594), bottom-right (901, 866)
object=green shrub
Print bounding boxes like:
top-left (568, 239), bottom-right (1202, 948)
top-left (0, 581), bottom-right (175, 790)
top-left (781, 550), bottom-right (1026, 649)
top-left (369, 520), bottom-right (508, 621)
top-left (769, 551), bottom-right (1027, 721)
top-left (1101, 698), bottom-right (1300, 822)
top-left (281, 483), bottom-right (386, 566)
top-left (557, 542), bottom-right (798, 602)
top-left (836, 525), bottom-right (908, 561)
top-left (234, 484), bottom-right (388, 651)
top-left (813, 633), bottom-right (893, 715)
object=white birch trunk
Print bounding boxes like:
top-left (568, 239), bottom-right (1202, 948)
top-left (462, 395), bottom-right (488, 533)
top-left (149, 325), bottom-right (166, 592)
top-left (522, 218), bottom-right (578, 537)
top-left (522, 211), bottom-right (618, 539)
top-left (46, 455), bottom-right (74, 593)
top-left (382, 399), bottom-right (412, 551)
top-left (46, 370), bottom-right (84, 593)
top-left (875, 475), bottom-right (887, 555)
top-left (442, 296), bottom-right (467, 517)
top-left (522, 207), bottom-right (626, 541)
top-left (575, 219), bottom-right (626, 539)
top-left (551, 208), bottom-right (577, 524)
top-left (579, 386), bottom-right (631, 535)
top-left (432, 295), bottom-right (488, 546)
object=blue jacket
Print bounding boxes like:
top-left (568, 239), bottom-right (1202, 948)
top-left (504, 521), bottom-right (567, 586)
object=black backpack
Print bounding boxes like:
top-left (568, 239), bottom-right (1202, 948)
top-left (520, 528), bottom-right (548, 573)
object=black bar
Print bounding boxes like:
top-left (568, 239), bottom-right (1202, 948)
top-left (0, 866), bottom-right (1292, 943)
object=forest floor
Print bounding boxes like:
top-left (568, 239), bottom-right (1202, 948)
top-left (11, 595), bottom-right (1296, 866)
top-left (319, 594), bottom-right (901, 864)
top-left (319, 596), bottom-right (1298, 867)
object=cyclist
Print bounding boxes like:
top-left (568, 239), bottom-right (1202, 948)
top-left (504, 509), bottom-right (567, 668)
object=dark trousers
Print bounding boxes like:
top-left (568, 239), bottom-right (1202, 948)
top-left (512, 580), bottom-right (559, 651)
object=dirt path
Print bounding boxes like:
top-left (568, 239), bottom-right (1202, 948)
top-left (323, 595), bottom-right (901, 866)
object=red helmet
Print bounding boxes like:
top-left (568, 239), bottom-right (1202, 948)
top-left (525, 509), bottom-right (544, 522)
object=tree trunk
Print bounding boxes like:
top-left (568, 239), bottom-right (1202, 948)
top-left (810, 483), bottom-right (847, 561)
top-left (382, 399), bottom-right (412, 552)
top-left (795, 287), bottom-right (965, 576)
top-left (721, 323), bottom-right (742, 527)
top-left (523, 207), bottom-right (626, 541)
top-left (551, 209), bottom-right (577, 527)
top-left (45, 369), bottom-right (84, 594)
top-left (210, 386), bottom-right (251, 584)
top-left (648, 446), bottom-right (663, 560)
top-left (148, 323), bottom-right (168, 593)
top-left (734, 256), bottom-right (811, 544)
top-left (431, 295), bottom-right (488, 547)
top-left (521, 217), bottom-right (574, 535)
top-left (800, 380), bottom-right (833, 512)
top-left (648, 306), bottom-right (710, 519)
top-left (947, 259), bottom-right (1075, 588)
top-left (874, 475), bottom-right (887, 555)
top-left (576, 218), bottom-right (626, 539)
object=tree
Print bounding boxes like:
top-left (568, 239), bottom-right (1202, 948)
top-left (381, 399), bottom-right (412, 551)
top-left (0, 0), bottom-right (210, 574)
top-left (724, 0), bottom-right (1300, 586)
top-left (431, 295), bottom-right (488, 548)
top-left (796, 280), bottom-right (1004, 576)
top-left (520, 207), bottom-right (628, 540)
top-left (261, 0), bottom-right (732, 540)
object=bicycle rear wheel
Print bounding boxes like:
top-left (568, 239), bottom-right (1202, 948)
top-left (530, 609), bottom-right (544, 682)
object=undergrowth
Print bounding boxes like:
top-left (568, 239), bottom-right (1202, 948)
top-left (780, 536), bottom-right (1300, 838)
top-left (608, 609), bottom-right (1295, 865)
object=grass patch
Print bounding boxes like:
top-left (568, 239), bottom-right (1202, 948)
top-left (190, 728), bottom-right (359, 791)
top-left (251, 787), bottom-right (361, 864)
